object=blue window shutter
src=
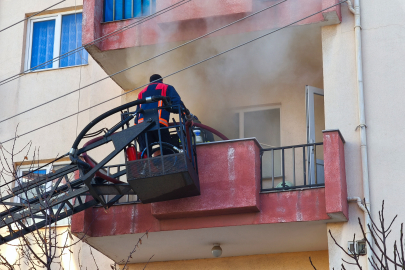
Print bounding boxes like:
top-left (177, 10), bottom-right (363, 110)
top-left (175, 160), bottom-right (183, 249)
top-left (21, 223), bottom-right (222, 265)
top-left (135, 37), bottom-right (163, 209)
top-left (60, 13), bottom-right (88, 67)
top-left (142, 0), bottom-right (151, 16)
top-left (104, 0), bottom-right (114, 22)
top-left (31, 170), bottom-right (47, 175)
top-left (115, 0), bottom-right (124, 20)
top-left (124, 0), bottom-right (132, 19)
top-left (134, 0), bottom-right (142, 17)
top-left (30, 20), bottom-right (55, 70)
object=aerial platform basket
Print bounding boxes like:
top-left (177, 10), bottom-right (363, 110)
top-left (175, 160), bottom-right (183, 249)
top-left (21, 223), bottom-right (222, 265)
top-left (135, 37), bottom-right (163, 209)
top-left (126, 152), bottom-right (200, 203)
top-left (125, 102), bottom-right (200, 204)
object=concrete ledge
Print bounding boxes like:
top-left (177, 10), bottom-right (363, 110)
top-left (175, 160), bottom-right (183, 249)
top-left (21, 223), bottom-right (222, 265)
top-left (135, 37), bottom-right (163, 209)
top-left (323, 129), bottom-right (348, 221)
top-left (151, 139), bottom-right (261, 219)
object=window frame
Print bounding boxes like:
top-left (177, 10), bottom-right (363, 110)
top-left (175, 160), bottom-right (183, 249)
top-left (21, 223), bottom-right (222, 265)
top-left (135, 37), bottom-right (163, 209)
top-left (24, 10), bottom-right (87, 72)
top-left (103, 0), bottom-right (157, 22)
top-left (236, 104), bottom-right (282, 178)
top-left (236, 104), bottom-right (281, 142)
top-left (15, 163), bottom-right (53, 203)
top-left (14, 161), bottom-right (73, 227)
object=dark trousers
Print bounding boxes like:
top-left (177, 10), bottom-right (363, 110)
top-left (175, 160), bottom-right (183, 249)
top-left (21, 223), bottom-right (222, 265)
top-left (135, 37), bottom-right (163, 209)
top-left (137, 128), bottom-right (171, 156)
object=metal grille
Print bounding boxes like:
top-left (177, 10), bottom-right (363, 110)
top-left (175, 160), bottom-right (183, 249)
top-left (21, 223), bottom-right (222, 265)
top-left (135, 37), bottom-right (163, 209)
top-left (126, 153), bottom-right (186, 180)
top-left (261, 142), bottom-right (324, 192)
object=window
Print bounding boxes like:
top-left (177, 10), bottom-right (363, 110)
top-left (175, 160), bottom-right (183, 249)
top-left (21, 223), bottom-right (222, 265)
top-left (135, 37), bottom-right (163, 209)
top-left (15, 162), bottom-right (74, 226)
top-left (25, 12), bottom-right (88, 71)
top-left (104, 0), bottom-right (157, 22)
top-left (237, 105), bottom-right (281, 177)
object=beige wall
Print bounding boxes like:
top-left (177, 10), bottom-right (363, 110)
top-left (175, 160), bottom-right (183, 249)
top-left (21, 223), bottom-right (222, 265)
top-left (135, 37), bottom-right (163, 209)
top-left (0, 1), bottom-right (121, 269)
top-left (0, 0), bottom-right (122, 161)
top-left (124, 251), bottom-right (329, 270)
top-left (322, 0), bottom-right (405, 268)
top-left (0, 227), bottom-right (115, 270)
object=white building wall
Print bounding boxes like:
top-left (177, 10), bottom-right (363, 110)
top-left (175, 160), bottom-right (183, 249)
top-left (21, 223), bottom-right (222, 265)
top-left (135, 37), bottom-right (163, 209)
top-left (0, 0), bottom-right (122, 269)
top-left (322, 0), bottom-right (405, 268)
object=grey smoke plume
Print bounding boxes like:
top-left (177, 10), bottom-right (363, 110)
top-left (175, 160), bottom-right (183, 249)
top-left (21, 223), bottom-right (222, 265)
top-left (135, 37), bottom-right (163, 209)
top-left (119, 1), bottom-right (324, 146)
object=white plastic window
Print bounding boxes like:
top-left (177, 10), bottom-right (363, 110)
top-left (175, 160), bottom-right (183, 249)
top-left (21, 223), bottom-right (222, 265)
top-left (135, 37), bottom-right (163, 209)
top-left (25, 11), bottom-right (88, 71)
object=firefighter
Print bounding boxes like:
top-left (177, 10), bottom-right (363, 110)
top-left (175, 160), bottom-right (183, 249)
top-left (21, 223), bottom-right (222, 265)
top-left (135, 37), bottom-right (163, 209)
top-left (135, 74), bottom-right (186, 156)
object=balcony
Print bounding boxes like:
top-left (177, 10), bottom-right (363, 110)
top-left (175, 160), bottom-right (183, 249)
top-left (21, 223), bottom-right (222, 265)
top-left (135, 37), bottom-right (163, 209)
top-left (71, 130), bottom-right (347, 263)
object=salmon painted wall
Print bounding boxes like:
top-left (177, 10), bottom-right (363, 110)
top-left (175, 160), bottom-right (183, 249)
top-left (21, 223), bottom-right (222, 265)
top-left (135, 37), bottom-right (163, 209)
top-left (72, 132), bottom-right (348, 238)
top-left (82, 0), bottom-right (341, 51)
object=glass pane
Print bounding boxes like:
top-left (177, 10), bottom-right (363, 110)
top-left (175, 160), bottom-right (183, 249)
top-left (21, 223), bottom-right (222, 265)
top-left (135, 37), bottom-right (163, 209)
top-left (124, 0), bottom-right (133, 19)
top-left (30, 20), bottom-right (55, 70)
top-left (18, 169), bottom-right (47, 202)
top-left (115, 0), bottom-right (124, 20)
top-left (134, 0), bottom-right (142, 17)
top-left (142, 0), bottom-right (151, 16)
top-left (244, 109), bottom-right (281, 177)
top-left (104, 0), bottom-right (114, 21)
top-left (60, 13), bottom-right (88, 67)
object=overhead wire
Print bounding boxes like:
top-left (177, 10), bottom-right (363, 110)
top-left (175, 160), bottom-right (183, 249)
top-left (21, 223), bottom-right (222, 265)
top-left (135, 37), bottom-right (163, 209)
top-left (74, 0), bottom-right (83, 139)
top-left (0, 0), bottom-right (347, 146)
top-left (0, 0), bottom-right (66, 33)
top-left (0, 0), bottom-right (191, 86)
top-left (0, 0), bottom-right (286, 125)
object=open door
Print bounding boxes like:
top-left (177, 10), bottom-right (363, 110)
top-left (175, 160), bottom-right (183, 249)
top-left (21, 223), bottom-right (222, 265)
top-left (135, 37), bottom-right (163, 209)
top-left (306, 85), bottom-right (325, 185)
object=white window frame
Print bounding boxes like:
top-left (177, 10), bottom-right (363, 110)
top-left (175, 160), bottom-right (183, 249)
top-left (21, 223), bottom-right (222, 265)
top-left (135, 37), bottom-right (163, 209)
top-left (235, 104), bottom-right (282, 177)
top-left (236, 104), bottom-right (281, 143)
top-left (15, 163), bottom-right (53, 203)
top-left (15, 162), bottom-right (72, 227)
top-left (24, 10), bottom-right (85, 72)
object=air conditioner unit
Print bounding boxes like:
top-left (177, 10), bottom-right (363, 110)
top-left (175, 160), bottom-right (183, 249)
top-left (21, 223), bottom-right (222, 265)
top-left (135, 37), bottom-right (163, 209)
top-left (348, 239), bottom-right (367, 256)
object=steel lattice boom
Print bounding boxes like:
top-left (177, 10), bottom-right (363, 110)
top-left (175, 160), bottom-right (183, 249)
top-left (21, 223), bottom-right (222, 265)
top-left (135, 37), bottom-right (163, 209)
top-left (0, 96), bottom-right (200, 245)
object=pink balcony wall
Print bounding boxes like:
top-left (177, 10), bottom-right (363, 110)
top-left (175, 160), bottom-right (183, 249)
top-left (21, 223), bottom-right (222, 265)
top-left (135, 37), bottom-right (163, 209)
top-left (82, 0), bottom-right (342, 52)
top-left (151, 140), bottom-right (261, 219)
top-left (72, 132), bottom-right (348, 238)
top-left (323, 129), bottom-right (348, 221)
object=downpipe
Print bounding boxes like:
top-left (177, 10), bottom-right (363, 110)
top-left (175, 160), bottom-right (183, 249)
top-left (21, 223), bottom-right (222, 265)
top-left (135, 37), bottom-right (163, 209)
top-left (347, 0), bottom-right (372, 269)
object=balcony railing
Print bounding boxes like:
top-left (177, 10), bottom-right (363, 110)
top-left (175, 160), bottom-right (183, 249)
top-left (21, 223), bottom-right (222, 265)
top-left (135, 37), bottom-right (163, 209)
top-left (260, 142), bottom-right (324, 192)
top-left (104, 0), bottom-right (157, 22)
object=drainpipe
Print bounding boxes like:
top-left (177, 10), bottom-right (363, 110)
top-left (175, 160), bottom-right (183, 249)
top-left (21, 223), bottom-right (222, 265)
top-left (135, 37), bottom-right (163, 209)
top-left (347, 1), bottom-right (372, 269)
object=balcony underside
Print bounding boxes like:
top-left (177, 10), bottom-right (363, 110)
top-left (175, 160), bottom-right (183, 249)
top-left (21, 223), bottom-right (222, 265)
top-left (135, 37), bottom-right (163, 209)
top-left (83, 0), bottom-right (341, 91)
top-left (86, 221), bottom-right (328, 263)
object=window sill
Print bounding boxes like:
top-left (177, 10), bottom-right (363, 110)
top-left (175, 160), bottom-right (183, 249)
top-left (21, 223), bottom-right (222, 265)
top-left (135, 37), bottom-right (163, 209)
top-left (24, 63), bottom-right (89, 74)
top-left (102, 15), bottom-right (151, 24)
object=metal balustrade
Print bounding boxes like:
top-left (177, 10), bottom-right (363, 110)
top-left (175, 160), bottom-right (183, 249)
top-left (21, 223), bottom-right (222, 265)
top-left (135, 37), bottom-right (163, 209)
top-left (260, 142), bottom-right (324, 192)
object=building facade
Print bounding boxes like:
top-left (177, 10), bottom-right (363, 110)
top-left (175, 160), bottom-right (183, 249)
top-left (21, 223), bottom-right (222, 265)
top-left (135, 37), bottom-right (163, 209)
top-left (0, 0), bottom-right (404, 269)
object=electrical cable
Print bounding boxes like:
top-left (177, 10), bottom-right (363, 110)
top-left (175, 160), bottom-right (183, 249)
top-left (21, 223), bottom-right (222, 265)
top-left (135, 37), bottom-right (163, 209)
top-left (75, 0), bottom-right (83, 139)
top-left (0, 0), bottom-right (286, 125)
top-left (0, 0), bottom-right (66, 33)
top-left (0, 0), bottom-right (191, 86)
top-left (0, 0), bottom-right (347, 145)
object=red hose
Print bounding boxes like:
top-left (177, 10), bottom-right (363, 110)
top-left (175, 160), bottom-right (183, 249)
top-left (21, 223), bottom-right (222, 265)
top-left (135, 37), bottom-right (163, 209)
top-left (191, 122), bottom-right (229, 141)
top-left (82, 135), bottom-right (123, 184)
top-left (169, 121), bottom-right (229, 141)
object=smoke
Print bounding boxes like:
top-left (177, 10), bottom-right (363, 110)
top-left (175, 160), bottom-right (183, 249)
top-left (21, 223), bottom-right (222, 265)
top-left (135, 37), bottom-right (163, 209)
top-left (119, 0), bottom-right (324, 145)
